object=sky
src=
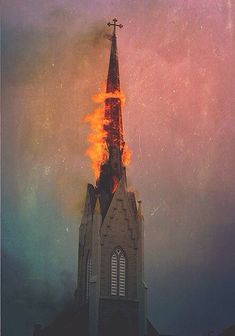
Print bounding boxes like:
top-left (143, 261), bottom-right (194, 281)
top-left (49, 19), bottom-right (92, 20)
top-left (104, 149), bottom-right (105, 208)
top-left (2, 1), bottom-right (235, 336)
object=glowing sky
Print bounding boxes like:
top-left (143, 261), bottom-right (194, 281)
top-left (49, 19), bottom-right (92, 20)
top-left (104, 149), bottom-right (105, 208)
top-left (2, 1), bottom-right (235, 335)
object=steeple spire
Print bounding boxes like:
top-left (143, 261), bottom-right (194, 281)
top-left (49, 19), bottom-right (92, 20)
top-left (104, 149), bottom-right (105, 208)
top-left (106, 18), bottom-right (123, 93)
top-left (97, 18), bottom-right (126, 199)
top-left (104, 18), bottom-right (124, 150)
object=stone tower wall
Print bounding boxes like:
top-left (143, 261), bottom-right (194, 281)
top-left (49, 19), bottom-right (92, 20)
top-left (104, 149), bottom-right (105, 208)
top-left (100, 196), bottom-right (138, 299)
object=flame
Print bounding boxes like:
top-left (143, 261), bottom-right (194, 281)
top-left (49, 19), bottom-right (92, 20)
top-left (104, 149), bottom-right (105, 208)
top-left (122, 143), bottom-right (131, 166)
top-left (93, 90), bottom-right (126, 105)
top-left (84, 107), bottom-right (109, 180)
top-left (84, 87), bottom-right (130, 180)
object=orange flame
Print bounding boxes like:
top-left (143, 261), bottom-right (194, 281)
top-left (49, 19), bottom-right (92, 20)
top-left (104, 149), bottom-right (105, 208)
top-left (84, 107), bottom-right (109, 180)
top-left (122, 144), bottom-right (131, 166)
top-left (84, 87), bottom-right (130, 180)
top-left (93, 90), bottom-right (126, 105)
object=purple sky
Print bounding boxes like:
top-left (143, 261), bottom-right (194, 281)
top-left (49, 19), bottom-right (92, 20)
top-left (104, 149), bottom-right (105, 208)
top-left (2, 1), bottom-right (235, 335)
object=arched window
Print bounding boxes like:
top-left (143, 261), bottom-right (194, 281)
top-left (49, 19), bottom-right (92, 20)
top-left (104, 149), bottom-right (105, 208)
top-left (86, 253), bottom-right (92, 300)
top-left (111, 248), bottom-right (126, 297)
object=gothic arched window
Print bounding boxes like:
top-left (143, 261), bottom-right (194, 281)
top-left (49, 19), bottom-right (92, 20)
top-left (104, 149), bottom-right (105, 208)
top-left (86, 253), bottom-right (92, 300)
top-left (111, 248), bottom-right (126, 297)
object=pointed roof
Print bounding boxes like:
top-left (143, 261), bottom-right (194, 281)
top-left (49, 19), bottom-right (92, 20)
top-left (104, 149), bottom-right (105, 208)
top-left (93, 197), bottom-right (101, 215)
top-left (106, 18), bottom-right (123, 93)
top-left (137, 201), bottom-right (144, 221)
top-left (106, 33), bottom-right (120, 93)
top-left (97, 18), bottom-right (125, 195)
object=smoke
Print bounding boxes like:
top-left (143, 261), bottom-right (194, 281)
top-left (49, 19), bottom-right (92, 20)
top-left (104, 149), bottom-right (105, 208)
top-left (2, 6), bottom-right (112, 336)
top-left (2, 6), bottom-right (112, 215)
top-left (2, 1), bottom-right (235, 336)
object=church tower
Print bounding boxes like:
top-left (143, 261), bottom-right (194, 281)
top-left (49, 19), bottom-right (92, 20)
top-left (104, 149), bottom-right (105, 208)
top-left (76, 19), bottom-right (147, 336)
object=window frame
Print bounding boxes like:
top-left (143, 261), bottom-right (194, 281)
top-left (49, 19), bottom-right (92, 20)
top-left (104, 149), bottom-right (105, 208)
top-left (110, 247), bottom-right (127, 297)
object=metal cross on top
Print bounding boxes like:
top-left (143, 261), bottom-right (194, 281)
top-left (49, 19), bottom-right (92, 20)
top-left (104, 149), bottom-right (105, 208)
top-left (107, 18), bottom-right (123, 35)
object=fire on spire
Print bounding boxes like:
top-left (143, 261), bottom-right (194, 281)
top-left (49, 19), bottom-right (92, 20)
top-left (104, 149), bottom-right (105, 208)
top-left (84, 19), bottom-right (131, 189)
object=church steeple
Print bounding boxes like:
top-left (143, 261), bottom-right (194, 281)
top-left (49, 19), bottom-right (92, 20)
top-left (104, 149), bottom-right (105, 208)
top-left (97, 19), bottom-right (126, 197)
top-left (33, 18), bottom-right (152, 336)
top-left (106, 18), bottom-right (122, 93)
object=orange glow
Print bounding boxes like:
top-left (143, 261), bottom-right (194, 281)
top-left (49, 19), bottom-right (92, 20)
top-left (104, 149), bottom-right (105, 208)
top-left (84, 87), bottom-right (130, 180)
top-left (84, 107), bottom-right (109, 180)
top-left (112, 176), bottom-right (119, 193)
top-left (122, 143), bottom-right (131, 167)
top-left (92, 90), bottom-right (126, 105)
